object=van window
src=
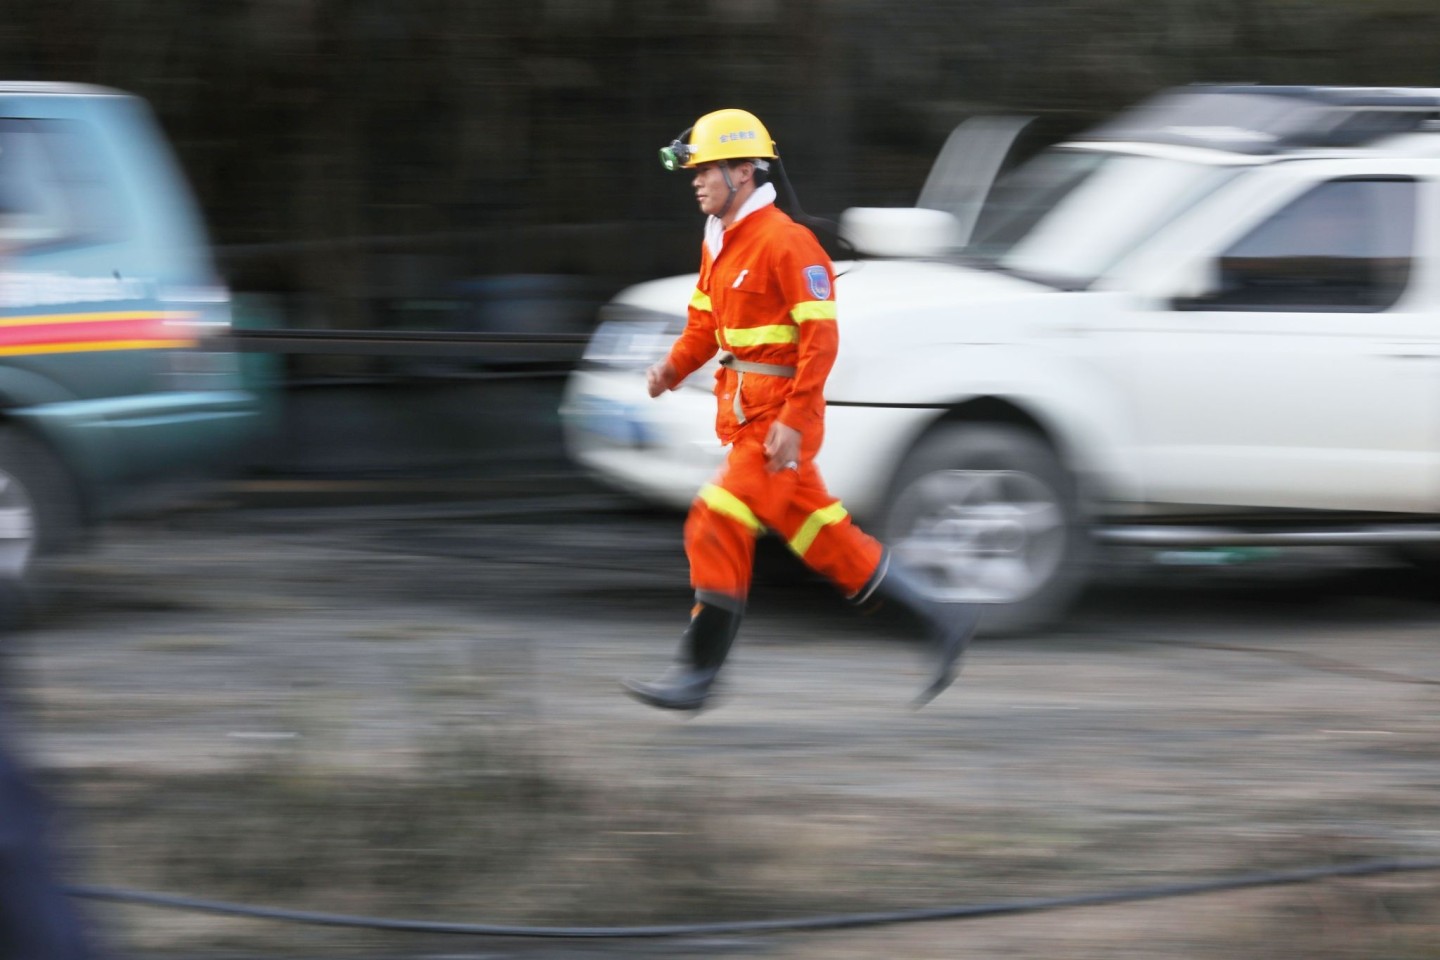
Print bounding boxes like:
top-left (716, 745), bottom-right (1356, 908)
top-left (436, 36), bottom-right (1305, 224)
top-left (1206, 178), bottom-right (1417, 312)
top-left (0, 118), bottom-right (126, 250)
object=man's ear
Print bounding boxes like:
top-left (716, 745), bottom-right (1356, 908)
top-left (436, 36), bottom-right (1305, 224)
top-left (733, 160), bottom-right (755, 186)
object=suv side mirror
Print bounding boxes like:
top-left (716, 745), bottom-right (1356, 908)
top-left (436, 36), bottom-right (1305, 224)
top-left (840, 207), bottom-right (963, 259)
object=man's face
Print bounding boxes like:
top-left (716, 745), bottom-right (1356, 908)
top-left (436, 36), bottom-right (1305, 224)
top-left (690, 161), bottom-right (751, 218)
top-left (690, 162), bottom-right (729, 217)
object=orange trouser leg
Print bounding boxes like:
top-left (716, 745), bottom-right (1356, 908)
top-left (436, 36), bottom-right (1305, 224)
top-left (774, 490), bottom-right (884, 596)
top-left (767, 463), bottom-right (884, 597)
top-left (684, 480), bottom-right (760, 605)
top-left (689, 434), bottom-right (883, 600)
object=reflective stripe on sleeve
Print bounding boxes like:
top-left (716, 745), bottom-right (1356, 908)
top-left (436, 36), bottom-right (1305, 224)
top-left (787, 501), bottom-right (849, 557)
top-left (790, 301), bottom-right (837, 323)
top-left (722, 324), bottom-right (798, 347)
top-left (698, 483), bottom-right (765, 534)
top-left (690, 289), bottom-right (713, 312)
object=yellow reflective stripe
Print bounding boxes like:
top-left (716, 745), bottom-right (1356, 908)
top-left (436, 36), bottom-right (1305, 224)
top-left (690, 289), bottom-right (712, 312)
top-left (787, 501), bottom-right (849, 557)
top-left (790, 301), bottom-right (837, 323)
top-left (722, 324), bottom-right (798, 347)
top-left (0, 310), bottom-right (194, 327)
top-left (0, 340), bottom-right (195, 356)
top-left (698, 483), bottom-right (764, 534)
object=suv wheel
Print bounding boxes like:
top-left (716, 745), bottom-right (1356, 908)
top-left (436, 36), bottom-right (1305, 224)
top-left (0, 428), bottom-right (81, 612)
top-left (881, 423), bottom-right (1086, 635)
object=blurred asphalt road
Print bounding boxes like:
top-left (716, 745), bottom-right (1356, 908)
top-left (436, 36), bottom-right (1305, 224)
top-left (8, 375), bottom-right (1440, 960)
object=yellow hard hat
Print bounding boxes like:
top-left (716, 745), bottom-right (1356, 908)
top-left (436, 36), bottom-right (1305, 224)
top-left (659, 108), bottom-right (778, 171)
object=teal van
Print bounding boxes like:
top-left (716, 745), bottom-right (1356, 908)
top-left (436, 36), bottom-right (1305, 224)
top-left (0, 83), bottom-right (257, 590)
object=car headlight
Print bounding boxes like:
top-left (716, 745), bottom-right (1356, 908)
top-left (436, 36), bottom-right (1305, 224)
top-left (581, 307), bottom-right (683, 369)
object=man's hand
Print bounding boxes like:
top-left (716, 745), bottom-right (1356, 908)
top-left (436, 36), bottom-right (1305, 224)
top-left (646, 361), bottom-right (678, 398)
top-left (764, 421), bottom-right (802, 473)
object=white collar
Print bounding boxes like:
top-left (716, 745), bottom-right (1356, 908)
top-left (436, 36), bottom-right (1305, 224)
top-left (705, 182), bottom-right (777, 258)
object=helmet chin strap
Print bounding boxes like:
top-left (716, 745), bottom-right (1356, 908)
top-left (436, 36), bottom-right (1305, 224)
top-left (715, 163), bottom-right (739, 219)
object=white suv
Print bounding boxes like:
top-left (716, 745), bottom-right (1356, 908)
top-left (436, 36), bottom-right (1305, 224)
top-left (561, 85), bottom-right (1440, 633)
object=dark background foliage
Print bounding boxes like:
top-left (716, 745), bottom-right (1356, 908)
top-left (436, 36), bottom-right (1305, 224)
top-left (3, 0), bottom-right (1439, 326)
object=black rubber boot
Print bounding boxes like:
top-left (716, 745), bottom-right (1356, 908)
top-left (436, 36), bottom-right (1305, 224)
top-left (623, 601), bottom-right (743, 711)
top-left (857, 552), bottom-right (980, 706)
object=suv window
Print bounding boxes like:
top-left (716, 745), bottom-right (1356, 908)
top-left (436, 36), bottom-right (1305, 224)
top-left (1200, 177), bottom-right (1416, 312)
top-left (971, 148), bottom-right (1239, 289)
top-left (0, 118), bottom-right (125, 249)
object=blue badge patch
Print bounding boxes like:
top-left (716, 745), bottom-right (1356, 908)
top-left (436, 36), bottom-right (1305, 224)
top-left (803, 264), bottom-right (830, 300)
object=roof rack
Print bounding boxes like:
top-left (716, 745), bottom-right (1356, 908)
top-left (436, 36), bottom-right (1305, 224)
top-left (1079, 84), bottom-right (1440, 155)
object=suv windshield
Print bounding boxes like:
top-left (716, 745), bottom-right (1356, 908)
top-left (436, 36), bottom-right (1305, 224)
top-left (966, 147), bottom-right (1240, 287)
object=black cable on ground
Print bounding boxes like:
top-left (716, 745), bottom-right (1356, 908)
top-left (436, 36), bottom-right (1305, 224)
top-left (1124, 635), bottom-right (1440, 688)
top-left (67, 857), bottom-right (1440, 940)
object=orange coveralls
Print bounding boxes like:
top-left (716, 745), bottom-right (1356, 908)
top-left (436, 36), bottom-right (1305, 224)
top-left (664, 201), bottom-right (885, 604)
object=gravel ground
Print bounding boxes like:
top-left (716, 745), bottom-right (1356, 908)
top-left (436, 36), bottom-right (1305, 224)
top-left (4, 482), bottom-right (1440, 959)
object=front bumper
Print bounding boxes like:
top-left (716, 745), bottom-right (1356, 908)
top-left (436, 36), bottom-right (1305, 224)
top-left (559, 368), bottom-right (724, 509)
